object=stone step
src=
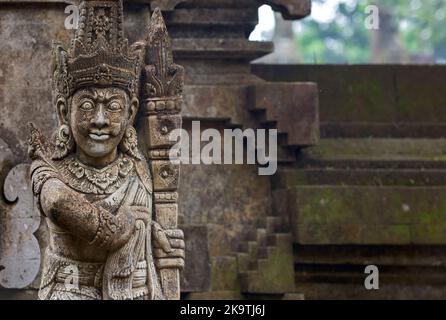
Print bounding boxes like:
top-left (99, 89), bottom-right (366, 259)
top-left (239, 233), bottom-right (295, 294)
top-left (266, 216), bottom-right (282, 234)
top-left (248, 260), bottom-right (258, 271)
top-left (247, 241), bottom-right (258, 260)
top-left (247, 82), bottom-right (319, 148)
top-left (276, 168), bottom-right (446, 187)
top-left (302, 138), bottom-right (446, 162)
top-left (257, 246), bottom-right (268, 259)
top-left (321, 122), bottom-right (446, 139)
top-left (252, 65), bottom-right (446, 124)
top-left (300, 159), bottom-right (446, 170)
top-left (186, 291), bottom-right (244, 300)
top-left (256, 228), bottom-right (267, 247)
top-left (290, 186), bottom-right (446, 245)
top-left (266, 234), bottom-right (277, 246)
top-left (237, 228), bottom-right (258, 243)
top-left (293, 281), bottom-right (446, 300)
top-left (257, 216), bottom-right (287, 233)
top-left (294, 245), bottom-right (446, 267)
top-left (249, 111), bottom-right (301, 163)
top-left (250, 113), bottom-right (300, 150)
top-left (236, 252), bottom-right (250, 272)
top-left (234, 241), bottom-right (248, 253)
top-left (298, 138), bottom-right (446, 169)
top-left (294, 267), bottom-right (446, 286)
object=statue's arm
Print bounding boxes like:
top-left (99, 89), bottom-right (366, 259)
top-left (39, 178), bottom-right (135, 251)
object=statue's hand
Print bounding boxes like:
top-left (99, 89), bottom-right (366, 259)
top-left (152, 222), bottom-right (185, 270)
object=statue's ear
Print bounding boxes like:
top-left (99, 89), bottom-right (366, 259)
top-left (128, 96), bottom-right (139, 123)
top-left (56, 96), bottom-right (69, 125)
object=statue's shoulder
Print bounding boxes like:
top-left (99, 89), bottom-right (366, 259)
top-left (29, 158), bottom-right (64, 197)
top-left (132, 155), bottom-right (153, 195)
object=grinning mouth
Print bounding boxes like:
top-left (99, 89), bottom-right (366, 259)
top-left (89, 132), bottom-right (111, 141)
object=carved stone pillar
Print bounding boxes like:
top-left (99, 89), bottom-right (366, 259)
top-left (139, 9), bottom-right (184, 300)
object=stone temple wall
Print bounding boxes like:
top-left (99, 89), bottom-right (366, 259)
top-left (4, 0), bottom-right (446, 301)
top-left (0, 0), bottom-right (317, 299)
top-left (254, 64), bottom-right (446, 299)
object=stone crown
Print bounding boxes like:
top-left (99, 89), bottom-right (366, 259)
top-left (52, 0), bottom-right (144, 98)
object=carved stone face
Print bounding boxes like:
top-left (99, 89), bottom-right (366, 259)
top-left (69, 87), bottom-right (133, 165)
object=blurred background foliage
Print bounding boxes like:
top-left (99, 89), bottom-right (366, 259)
top-left (253, 0), bottom-right (446, 64)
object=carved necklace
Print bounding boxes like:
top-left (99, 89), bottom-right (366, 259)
top-left (63, 154), bottom-right (134, 195)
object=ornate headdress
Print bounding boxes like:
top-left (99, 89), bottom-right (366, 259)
top-left (52, 0), bottom-right (144, 98)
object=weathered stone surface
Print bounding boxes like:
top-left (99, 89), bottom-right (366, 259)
top-left (0, 0), bottom-right (318, 300)
top-left (294, 245), bottom-right (446, 267)
top-left (0, 164), bottom-right (40, 289)
top-left (295, 283), bottom-right (446, 300)
top-left (276, 168), bottom-right (446, 187)
top-left (174, 39), bottom-right (273, 61)
top-left (0, 138), bottom-right (15, 190)
top-left (294, 244), bottom-right (446, 300)
top-left (283, 293), bottom-right (305, 300)
top-left (240, 234), bottom-right (295, 294)
top-left (0, 5), bottom-right (68, 159)
top-left (290, 186), bottom-right (446, 245)
top-left (180, 225), bottom-right (211, 292)
top-left (209, 256), bottom-right (239, 291)
top-left (186, 290), bottom-right (243, 300)
top-left (320, 122), bottom-right (446, 139)
top-left (150, 0), bottom-right (187, 10)
top-left (265, 0), bottom-right (311, 19)
top-left (261, 64), bottom-right (446, 300)
top-left (169, 7), bottom-right (258, 27)
top-left (396, 67), bottom-right (446, 122)
top-left (182, 85), bottom-right (256, 127)
top-left (179, 162), bottom-right (273, 256)
top-left (0, 288), bottom-right (38, 300)
top-left (253, 65), bottom-right (446, 123)
top-left (309, 138), bottom-right (446, 160)
top-left (249, 82), bottom-right (319, 147)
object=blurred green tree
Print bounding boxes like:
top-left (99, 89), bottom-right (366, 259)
top-left (295, 0), bottom-right (446, 63)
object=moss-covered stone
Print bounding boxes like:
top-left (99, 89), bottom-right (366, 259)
top-left (253, 65), bottom-right (446, 123)
top-left (305, 139), bottom-right (446, 162)
top-left (210, 256), bottom-right (240, 291)
top-left (186, 291), bottom-right (244, 300)
top-left (240, 234), bottom-right (294, 294)
top-left (282, 168), bottom-right (446, 187)
top-left (290, 186), bottom-right (446, 245)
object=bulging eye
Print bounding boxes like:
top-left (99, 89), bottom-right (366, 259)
top-left (108, 101), bottom-right (122, 111)
top-left (80, 101), bottom-right (94, 111)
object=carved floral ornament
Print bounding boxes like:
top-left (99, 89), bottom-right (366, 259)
top-left (27, 0), bottom-right (184, 300)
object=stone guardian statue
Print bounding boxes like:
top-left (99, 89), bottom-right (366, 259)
top-left (27, 0), bottom-right (184, 300)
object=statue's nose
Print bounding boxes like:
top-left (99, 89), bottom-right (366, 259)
top-left (91, 104), bottom-right (109, 128)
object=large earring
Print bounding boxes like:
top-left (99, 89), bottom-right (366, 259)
top-left (120, 126), bottom-right (142, 160)
top-left (52, 124), bottom-right (74, 160)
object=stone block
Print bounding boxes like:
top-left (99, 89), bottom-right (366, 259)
top-left (180, 225), bottom-right (211, 293)
top-left (151, 160), bottom-right (180, 191)
top-left (0, 164), bottom-right (41, 289)
top-left (249, 82), bottom-right (319, 147)
top-left (210, 256), bottom-right (239, 291)
top-left (252, 65), bottom-right (446, 123)
top-left (290, 186), bottom-right (446, 245)
top-left (144, 114), bottom-right (182, 149)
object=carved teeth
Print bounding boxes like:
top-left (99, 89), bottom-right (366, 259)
top-left (89, 133), bottom-right (110, 141)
